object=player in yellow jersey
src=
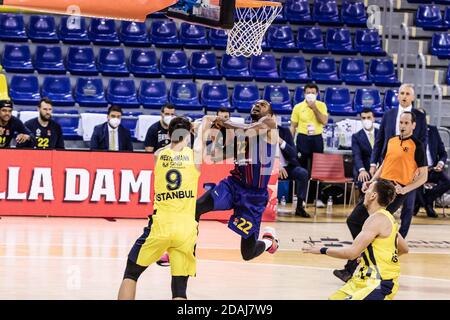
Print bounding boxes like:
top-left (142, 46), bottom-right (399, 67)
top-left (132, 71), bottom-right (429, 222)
top-left (118, 117), bottom-right (202, 300)
top-left (303, 179), bottom-right (409, 300)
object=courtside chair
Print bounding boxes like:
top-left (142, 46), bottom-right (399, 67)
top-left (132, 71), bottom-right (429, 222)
top-left (305, 153), bottom-right (355, 216)
top-left (52, 109), bottom-right (80, 140)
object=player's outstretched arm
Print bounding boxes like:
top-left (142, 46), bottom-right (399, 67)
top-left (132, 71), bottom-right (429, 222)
top-left (397, 233), bottom-right (409, 256)
top-left (221, 116), bottom-right (277, 132)
top-left (303, 214), bottom-right (381, 260)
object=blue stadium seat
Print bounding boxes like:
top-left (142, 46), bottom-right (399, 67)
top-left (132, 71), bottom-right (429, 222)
top-left (59, 16), bottom-right (90, 44)
top-left (209, 28), bottom-right (228, 49)
top-left (416, 5), bottom-right (446, 31)
top-left (169, 81), bottom-right (202, 110)
top-left (313, 0), bottom-right (341, 25)
top-left (383, 89), bottom-right (399, 110)
top-left (448, 66), bottom-right (450, 85)
top-left (444, 7), bottom-right (450, 29)
top-left (66, 46), bottom-right (98, 76)
top-left (52, 109), bottom-right (80, 140)
top-left (267, 25), bottom-right (297, 52)
top-left (129, 49), bottom-right (161, 78)
top-left (119, 21), bottom-right (150, 47)
top-left (89, 18), bottom-right (120, 45)
top-left (368, 58), bottom-right (400, 86)
top-left (324, 87), bottom-right (355, 116)
top-left (354, 88), bottom-right (383, 116)
top-left (220, 54), bottom-right (252, 81)
top-left (75, 77), bottom-right (108, 108)
top-left (107, 79), bottom-right (139, 108)
top-left (34, 45), bottom-right (65, 74)
top-left (41, 76), bottom-right (75, 106)
top-left (342, 0), bottom-right (367, 26)
top-left (263, 85), bottom-right (292, 114)
top-left (201, 82), bottom-right (232, 111)
top-left (339, 57), bottom-right (371, 85)
top-left (310, 56), bottom-right (341, 84)
top-left (297, 27), bottom-right (327, 53)
top-left (190, 51), bottom-right (221, 80)
top-left (430, 33), bottom-right (450, 59)
top-left (139, 80), bottom-right (168, 109)
top-left (232, 84), bottom-right (260, 113)
top-left (150, 20), bottom-right (181, 48)
top-left (273, 3), bottom-right (287, 24)
top-left (326, 28), bottom-right (356, 54)
top-left (9, 75), bottom-right (41, 105)
top-left (285, 0), bottom-right (312, 24)
top-left (250, 54), bottom-right (281, 82)
top-left (27, 15), bottom-right (59, 43)
top-left (0, 13), bottom-right (27, 41)
top-left (280, 56), bottom-right (310, 83)
top-left (2, 44), bottom-right (33, 73)
top-left (180, 23), bottom-right (210, 49)
top-left (97, 48), bottom-right (129, 76)
top-left (121, 111), bottom-right (141, 139)
top-left (355, 29), bottom-right (385, 56)
top-left (160, 50), bottom-right (192, 79)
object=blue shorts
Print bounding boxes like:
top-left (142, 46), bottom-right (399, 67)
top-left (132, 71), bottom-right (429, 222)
top-left (210, 176), bottom-right (269, 239)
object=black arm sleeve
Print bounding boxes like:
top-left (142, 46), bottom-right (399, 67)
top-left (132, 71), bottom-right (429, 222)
top-left (414, 140), bottom-right (427, 168)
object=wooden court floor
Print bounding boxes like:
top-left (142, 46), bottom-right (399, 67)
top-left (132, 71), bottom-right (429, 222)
top-left (0, 210), bottom-right (449, 300)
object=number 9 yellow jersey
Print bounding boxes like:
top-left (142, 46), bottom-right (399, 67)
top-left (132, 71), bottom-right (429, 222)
top-left (153, 146), bottom-right (200, 222)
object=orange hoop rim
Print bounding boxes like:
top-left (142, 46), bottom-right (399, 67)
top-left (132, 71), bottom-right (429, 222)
top-left (235, 0), bottom-right (282, 8)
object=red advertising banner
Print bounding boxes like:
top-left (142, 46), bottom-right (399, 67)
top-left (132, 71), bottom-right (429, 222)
top-left (0, 149), bottom-right (277, 221)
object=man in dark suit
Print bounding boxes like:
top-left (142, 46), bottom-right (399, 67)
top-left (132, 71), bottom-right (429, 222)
top-left (415, 124), bottom-right (450, 218)
top-left (90, 105), bottom-right (133, 151)
top-left (279, 125), bottom-right (310, 217)
top-left (352, 108), bottom-right (379, 190)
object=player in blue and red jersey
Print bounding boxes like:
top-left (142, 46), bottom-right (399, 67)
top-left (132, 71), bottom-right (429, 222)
top-left (196, 100), bottom-right (279, 261)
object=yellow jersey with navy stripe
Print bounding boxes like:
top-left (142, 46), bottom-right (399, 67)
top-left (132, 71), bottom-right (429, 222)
top-left (330, 209), bottom-right (400, 300)
top-left (154, 146), bottom-right (200, 221)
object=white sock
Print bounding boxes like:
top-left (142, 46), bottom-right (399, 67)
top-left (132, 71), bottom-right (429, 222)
top-left (262, 239), bottom-right (273, 250)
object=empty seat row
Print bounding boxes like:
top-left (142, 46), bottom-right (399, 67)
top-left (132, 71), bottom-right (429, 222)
top-left (282, 0), bottom-right (367, 26)
top-left (1, 45), bottom-right (399, 86)
top-left (8, 74), bottom-right (400, 116)
top-left (416, 5), bottom-right (450, 30)
top-left (266, 26), bottom-right (385, 55)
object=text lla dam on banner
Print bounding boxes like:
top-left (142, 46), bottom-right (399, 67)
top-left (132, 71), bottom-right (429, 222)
top-left (0, 149), bottom-right (277, 221)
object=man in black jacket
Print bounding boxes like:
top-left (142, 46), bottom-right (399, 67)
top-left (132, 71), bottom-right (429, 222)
top-left (0, 100), bottom-right (33, 148)
top-left (279, 125), bottom-right (310, 217)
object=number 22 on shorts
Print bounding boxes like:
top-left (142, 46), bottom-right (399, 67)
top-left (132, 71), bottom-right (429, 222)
top-left (235, 217), bottom-right (253, 235)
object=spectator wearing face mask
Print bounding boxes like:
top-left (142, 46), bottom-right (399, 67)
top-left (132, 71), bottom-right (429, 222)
top-left (90, 105), bottom-right (133, 151)
top-left (352, 108), bottom-right (379, 190)
top-left (144, 104), bottom-right (176, 153)
top-left (290, 83), bottom-right (329, 207)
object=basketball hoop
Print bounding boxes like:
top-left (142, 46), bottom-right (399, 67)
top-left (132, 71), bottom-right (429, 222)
top-left (227, 0), bottom-right (283, 57)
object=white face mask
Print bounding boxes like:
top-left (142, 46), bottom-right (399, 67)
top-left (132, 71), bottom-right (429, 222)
top-left (362, 119), bottom-right (373, 131)
top-left (109, 118), bottom-right (121, 129)
top-left (163, 115), bottom-right (175, 126)
top-left (305, 93), bottom-right (317, 103)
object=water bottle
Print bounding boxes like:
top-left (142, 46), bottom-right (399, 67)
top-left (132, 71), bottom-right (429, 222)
top-left (281, 196), bottom-right (286, 208)
top-left (326, 196), bottom-right (333, 215)
top-left (292, 194), bottom-right (298, 208)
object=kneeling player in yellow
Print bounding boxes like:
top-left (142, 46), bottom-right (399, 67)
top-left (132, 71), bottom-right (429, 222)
top-left (118, 117), bottom-right (201, 300)
top-left (303, 179), bottom-right (409, 300)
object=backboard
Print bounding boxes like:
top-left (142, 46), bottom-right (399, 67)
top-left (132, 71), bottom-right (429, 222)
top-left (165, 0), bottom-right (236, 29)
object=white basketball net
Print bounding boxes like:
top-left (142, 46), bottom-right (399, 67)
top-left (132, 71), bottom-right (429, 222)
top-left (226, 5), bottom-right (283, 57)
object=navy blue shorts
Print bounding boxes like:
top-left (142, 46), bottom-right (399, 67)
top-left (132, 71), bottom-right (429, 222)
top-left (210, 176), bottom-right (269, 239)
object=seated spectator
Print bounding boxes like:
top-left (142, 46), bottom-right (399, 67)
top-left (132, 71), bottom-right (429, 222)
top-left (0, 100), bottom-right (33, 148)
top-left (415, 123), bottom-right (450, 218)
top-left (144, 104), bottom-right (176, 153)
top-left (24, 97), bottom-right (65, 150)
top-left (352, 108), bottom-right (378, 190)
top-left (90, 105), bottom-right (133, 151)
top-left (279, 125), bottom-right (310, 217)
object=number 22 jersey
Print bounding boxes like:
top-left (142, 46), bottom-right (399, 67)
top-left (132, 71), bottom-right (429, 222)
top-left (24, 118), bottom-right (65, 150)
top-left (153, 146), bottom-right (199, 222)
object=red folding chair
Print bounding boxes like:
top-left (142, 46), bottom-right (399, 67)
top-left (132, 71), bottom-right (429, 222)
top-left (305, 153), bottom-right (355, 217)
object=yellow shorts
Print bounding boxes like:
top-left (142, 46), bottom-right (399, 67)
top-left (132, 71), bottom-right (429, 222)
top-left (128, 215), bottom-right (198, 277)
top-left (329, 277), bottom-right (398, 300)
